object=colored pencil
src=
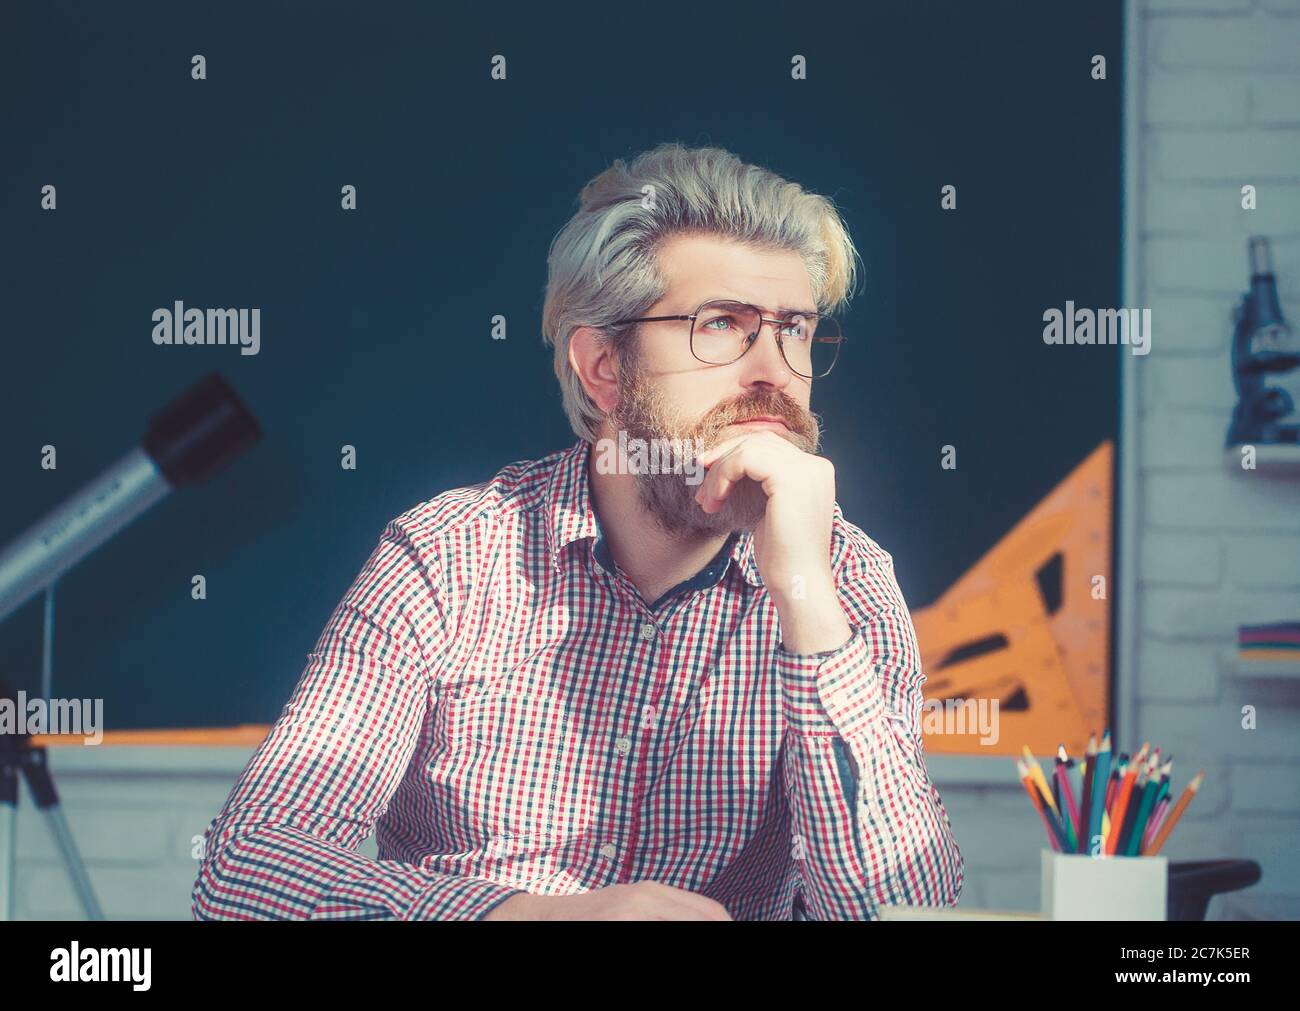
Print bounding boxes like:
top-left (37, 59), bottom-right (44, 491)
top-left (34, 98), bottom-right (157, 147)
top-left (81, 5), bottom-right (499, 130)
top-left (1018, 758), bottom-right (1069, 851)
top-left (1143, 796), bottom-right (1172, 851)
top-left (1106, 744), bottom-right (1147, 855)
top-left (1104, 756), bottom-right (1125, 816)
top-left (1021, 745), bottom-right (1061, 818)
top-left (1056, 745), bottom-right (1081, 852)
top-left (1145, 770), bottom-right (1205, 856)
top-left (1125, 755), bottom-right (1165, 856)
top-left (1116, 749), bottom-right (1154, 854)
top-left (1086, 730), bottom-right (1112, 855)
top-left (1107, 748), bottom-right (1149, 852)
top-left (1077, 733), bottom-right (1097, 853)
top-left (1017, 758), bottom-right (1056, 851)
top-left (1117, 748), bottom-right (1157, 854)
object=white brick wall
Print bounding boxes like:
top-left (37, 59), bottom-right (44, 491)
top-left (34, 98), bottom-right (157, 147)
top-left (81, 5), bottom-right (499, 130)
top-left (12, 751), bottom-right (239, 919)
top-left (945, 0), bottom-right (1300, 919)
top-left (9, 0), bottom-right (1298, 922)
top-left (1134, 0), bottom-right (1300, 926)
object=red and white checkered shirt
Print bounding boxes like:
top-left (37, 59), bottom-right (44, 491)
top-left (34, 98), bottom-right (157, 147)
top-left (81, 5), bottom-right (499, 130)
top-left (192, 438), bottom-right (963, 920)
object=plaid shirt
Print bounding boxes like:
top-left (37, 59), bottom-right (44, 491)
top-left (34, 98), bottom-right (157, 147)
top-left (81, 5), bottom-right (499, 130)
top-left (192, 438), bottom-right (963, 920)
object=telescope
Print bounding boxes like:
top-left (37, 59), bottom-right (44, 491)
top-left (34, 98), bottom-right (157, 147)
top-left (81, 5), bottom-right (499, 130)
top-left (0, 372), bottom-right (262, 623)
top-left (0, 372), bottom-right (261, 920)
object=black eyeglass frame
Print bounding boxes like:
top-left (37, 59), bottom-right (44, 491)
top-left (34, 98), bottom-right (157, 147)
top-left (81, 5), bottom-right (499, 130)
top-left (610, 299), bottom-right (847, 379)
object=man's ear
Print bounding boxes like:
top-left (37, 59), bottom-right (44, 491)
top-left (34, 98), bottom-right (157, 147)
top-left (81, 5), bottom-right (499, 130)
top-left (568, 325), bottom-right (621, 414)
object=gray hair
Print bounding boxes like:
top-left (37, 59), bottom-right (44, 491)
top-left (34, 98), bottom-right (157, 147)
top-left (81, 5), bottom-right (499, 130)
top-left (541, 142), bottom-right (863, 443)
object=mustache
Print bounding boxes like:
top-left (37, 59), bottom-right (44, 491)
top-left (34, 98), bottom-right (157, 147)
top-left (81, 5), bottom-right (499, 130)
top-left (713, 394), bottom-right (807, 429)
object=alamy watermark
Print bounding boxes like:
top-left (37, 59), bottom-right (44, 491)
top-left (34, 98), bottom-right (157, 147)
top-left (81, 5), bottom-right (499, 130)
top-left (151, 301), bottom-right (260, 356)
top-left (50, 942), bottom-right (150, 990)
top-left (0, 691), bottom-right (104, 744)
top-left (921, 697), bottom-right (1000, 745)
top-left (593, 432), bottom-right (706, 485)
top-left (1043, 302), bottom-right (1150, 357)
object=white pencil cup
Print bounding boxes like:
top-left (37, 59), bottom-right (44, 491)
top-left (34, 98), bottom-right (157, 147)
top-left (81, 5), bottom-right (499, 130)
top-left (1041, 851), bottom-right (1168, 920)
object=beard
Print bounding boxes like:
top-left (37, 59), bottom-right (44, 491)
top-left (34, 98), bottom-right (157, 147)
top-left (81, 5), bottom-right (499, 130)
top-left (606, 339), bottom-right (823, 539)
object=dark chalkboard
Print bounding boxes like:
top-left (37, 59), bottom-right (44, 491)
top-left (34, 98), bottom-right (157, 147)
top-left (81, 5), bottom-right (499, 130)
top-left (0, 0), bottom-right (1121, 730)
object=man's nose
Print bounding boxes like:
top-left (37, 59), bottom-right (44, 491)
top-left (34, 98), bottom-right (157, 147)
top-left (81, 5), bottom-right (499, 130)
top-left (738, 318), bottom-right (797, 382)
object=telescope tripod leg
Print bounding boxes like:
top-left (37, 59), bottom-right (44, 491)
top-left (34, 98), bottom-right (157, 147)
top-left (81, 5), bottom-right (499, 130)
top-left (23, 748), bottom-right (103, 920)
top-left (0, 747), bottom-right (103, 921)
top-left (0, 763), bottom-right (16, 920)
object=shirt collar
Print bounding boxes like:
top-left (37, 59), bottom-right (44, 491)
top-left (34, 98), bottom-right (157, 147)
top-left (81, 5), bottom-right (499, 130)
top-left (544, 438), bottom-right (765, 590)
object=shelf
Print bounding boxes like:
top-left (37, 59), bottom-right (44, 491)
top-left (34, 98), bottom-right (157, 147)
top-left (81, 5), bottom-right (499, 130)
top-left (1223, 647), bottom-right (1300, 680)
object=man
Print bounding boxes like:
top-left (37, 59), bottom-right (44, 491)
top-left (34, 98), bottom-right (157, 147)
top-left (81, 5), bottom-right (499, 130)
top-left (192, 143), bottom-right (963, 921)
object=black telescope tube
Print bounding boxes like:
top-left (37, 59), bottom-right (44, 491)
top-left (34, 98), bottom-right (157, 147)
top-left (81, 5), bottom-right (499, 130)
top-left (142, 372), bottom-right (262, 487)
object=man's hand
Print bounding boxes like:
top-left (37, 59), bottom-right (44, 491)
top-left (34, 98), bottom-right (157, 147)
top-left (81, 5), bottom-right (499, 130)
top-left (695, 431), bottom-right (851, 654)
top-left (483, 881), bottom-right (733, 921)
top-left (695, 430), bottom-right (836, 599)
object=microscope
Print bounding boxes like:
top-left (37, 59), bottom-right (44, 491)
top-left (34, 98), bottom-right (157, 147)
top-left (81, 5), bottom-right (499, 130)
top-left (1227, 236), bottom-right (1300, 447)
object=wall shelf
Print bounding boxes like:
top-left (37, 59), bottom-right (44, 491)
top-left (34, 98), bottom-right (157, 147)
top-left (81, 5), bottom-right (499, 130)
top-left (1223, 647), bottom-right (1300, 681)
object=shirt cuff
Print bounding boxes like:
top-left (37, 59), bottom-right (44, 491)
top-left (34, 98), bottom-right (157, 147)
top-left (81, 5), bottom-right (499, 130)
top-left (403, 875), bottom-right (529, 921)
top-left (777, 624), bottom-right (887, 738)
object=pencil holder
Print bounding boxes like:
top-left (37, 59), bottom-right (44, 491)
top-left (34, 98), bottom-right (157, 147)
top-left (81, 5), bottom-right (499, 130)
top-left (1041, 851), bottom-right (1168, 920)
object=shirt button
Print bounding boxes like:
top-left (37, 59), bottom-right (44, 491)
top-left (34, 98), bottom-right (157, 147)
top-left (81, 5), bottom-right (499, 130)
top-left (639, 621), bottom-right (657, 641)
top-left (614, 736), bottom-right (632, 756)
top-left (599, 843), bottom-right (617, 859)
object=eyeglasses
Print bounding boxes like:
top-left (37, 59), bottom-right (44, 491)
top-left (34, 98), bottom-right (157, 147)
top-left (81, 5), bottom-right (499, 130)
top-left (611, 299), bottom-right (846, 379)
